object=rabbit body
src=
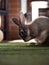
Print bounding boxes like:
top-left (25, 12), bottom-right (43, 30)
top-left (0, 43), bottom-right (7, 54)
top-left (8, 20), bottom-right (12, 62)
top-left (12, 12), bottom-right (49, 45)
top-left (26, 17), bottom-right (49, 44)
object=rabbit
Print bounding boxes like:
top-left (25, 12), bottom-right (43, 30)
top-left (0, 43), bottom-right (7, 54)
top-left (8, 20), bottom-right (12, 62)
top-left (12, 12), bottom-right (49, 45)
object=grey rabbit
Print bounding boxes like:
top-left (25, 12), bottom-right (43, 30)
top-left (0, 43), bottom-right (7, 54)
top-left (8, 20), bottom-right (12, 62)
top-left (12, 12), bottom-right (49, 45)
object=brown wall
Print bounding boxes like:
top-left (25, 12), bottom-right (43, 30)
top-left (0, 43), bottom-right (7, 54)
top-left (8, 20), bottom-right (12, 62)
top-left (1, 0), bottom-right (28, 40)
top-left (8, 0), bottom-right (21, 40)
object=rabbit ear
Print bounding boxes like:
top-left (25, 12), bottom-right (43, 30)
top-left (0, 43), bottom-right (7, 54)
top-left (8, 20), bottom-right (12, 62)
top-left (12, 18), bottom-right (21, 26)
top-left (19, 12), bottom-right (27, 25)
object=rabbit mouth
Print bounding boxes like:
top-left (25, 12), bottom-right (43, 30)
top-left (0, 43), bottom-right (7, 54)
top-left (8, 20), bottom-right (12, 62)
top-left (24, 36), bottom-right (31, 42)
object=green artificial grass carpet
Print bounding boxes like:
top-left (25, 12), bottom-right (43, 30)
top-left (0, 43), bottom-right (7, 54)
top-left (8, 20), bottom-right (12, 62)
top-left (0, 42), bottom-right (49, 65)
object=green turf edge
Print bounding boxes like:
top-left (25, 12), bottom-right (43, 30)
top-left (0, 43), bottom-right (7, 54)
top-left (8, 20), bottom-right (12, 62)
top-left (0, 42), bottom-right (49, 50)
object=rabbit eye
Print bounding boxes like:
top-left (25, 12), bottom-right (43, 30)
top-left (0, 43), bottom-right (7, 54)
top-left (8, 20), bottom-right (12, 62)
top-left (20, 30), bottom-right (24, 36)
top-left (21, 30), bottom-right (23, 33)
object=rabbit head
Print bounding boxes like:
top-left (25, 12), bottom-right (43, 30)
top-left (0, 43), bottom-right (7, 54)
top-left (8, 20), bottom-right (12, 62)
top-left (12, 12), bottom-right (31, 41)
